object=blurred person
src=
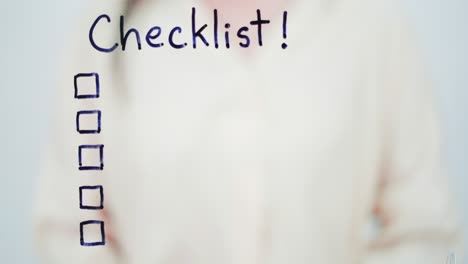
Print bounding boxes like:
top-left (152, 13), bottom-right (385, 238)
top-left (34, 0), bottom-right (461, 263)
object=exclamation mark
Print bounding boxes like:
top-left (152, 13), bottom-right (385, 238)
top-left (281, 11), bottom-right (288, 49)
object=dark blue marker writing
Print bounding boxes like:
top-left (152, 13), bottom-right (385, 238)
top-left (74, 73), bottom-right (100, 99)
top-left (78, 144), bottom-right (104, 171)
top-left (146, 26), bottom-right (164, 48)
top-left (192, 7), bottom-right (209, 48)
top-left (237, 26), bottom-right (250, 48)
top-left (282, 11), bottom-right (288, 49)
top-left (76, 110), bottom-right (101, 134)
top-left (249, 9), bottom-right (270, 47)
top-left (79, 185), bottom-right (104, 210)
top-left (120, 15), bottom-right (142, 51)
top-left (89, 15), bottom-right (119, 53)
top-left (213, 9), bottom-right (219, 48)
top-left (89, 9), bottom-right (286, 52)
top-left (169, 27), bottom-right (186, 49)
top-left (224, 23), bottom-right (231, 49)
top-left (80, 220), bottom-right (106, 246)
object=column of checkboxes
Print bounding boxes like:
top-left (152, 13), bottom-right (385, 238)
top-left (74, 72), bottom-right (106, 247)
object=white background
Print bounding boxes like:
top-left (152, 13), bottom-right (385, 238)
top-left (0, 0), bottom-right (466, 262)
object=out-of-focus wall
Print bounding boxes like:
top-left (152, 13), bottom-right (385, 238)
top-left (0, 0), bottom-right (466, 263)
top-left (0, 1), bottom-right (89, 263)
top-left (405, 0), bottom-right (468, 258)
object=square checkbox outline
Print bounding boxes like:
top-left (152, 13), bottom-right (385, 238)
top-left (78, 145), bottom-right (104, 170)
top-left (80, 220), bottom-right (106, 246)
top-left (76, 110), bottom-right (102, 134)
top-left (74, 72), bottom-right (100, 99)
top-left (79, 185), bottom-right (104, 210)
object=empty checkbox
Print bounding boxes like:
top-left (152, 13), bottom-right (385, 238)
top-left (76, 110), bottom-right (101, 134)
top-left (78, 145), bottom-right (104, 170)
top-left (80, 220), bottom-right (106, 246)
top-left (79, 185), bottom-right (104, 210)
top-left (74, 73), bottom-right (100, 99)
